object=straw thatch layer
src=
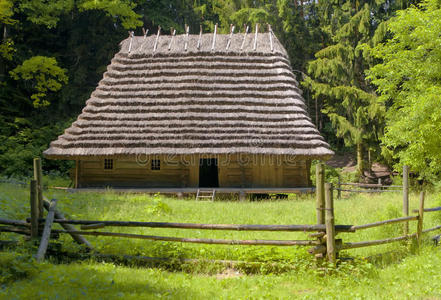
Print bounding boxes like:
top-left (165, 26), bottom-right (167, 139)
top-left (44, 32), bottom-right (333, 159)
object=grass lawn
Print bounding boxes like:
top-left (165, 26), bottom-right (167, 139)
top-left (1, 181), bottom-right (441, 299)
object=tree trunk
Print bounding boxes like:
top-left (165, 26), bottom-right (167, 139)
top-left (356, 142), bottom-right (365, 178)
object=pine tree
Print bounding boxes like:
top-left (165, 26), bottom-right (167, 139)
top-left (303, 1), bottom-right (386, 178)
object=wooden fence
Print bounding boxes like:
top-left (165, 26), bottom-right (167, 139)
top-left (0, 160), bottom-right (440, 265)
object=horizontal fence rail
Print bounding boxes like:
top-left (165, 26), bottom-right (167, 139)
top-left (342, 233), bottom-right (417, 250)
top-left (50, 229), bottom-right (320, 246)
top-left (351, 215), bottom-right (418, 231)
top-left (38, 219), bottom-right (355, 232)
top-left (412, 206), bottom-right (441, 213)
top-left (336, 188), bottom-right (402, 193)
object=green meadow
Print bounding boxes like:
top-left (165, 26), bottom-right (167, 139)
top-left (1, 181), bottom-right (441, 299)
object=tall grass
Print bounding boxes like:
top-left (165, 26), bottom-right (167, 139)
top-left (1, 182), bottom-right (440, 264)
top-left (1, 182), bottom-right (441, 299)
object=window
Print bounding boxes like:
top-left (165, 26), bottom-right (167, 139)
top-left (104, 159), bottom-right (113, 170)
top-left (151, 159), bottom-right (160, 170)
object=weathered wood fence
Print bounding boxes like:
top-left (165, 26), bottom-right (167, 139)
top-left (0, 160), bottom-right (440, 265)
top-left (335, 165), bottom-right (409, 200)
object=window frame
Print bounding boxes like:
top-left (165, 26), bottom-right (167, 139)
top-left (151, 159), bottom-right (160, 171)
top-left (103, 158), bottom-right (114, 171)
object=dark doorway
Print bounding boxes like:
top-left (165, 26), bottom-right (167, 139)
top-left (199, 158), bottom-right (219, 187)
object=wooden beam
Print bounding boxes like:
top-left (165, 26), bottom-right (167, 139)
top-left (342, 233), bottom-right (416, 250)
top-left (30, 180), bottom-right (39, 238)
top-left (51, 229), bottom-right (319, 246)
top-left (48, 219), bottom-right (354, 232)
top-left (325, 183), bottom-right (336, 263)
top-left (351, 215), bottom-right (418, 231)
top-left (316, 163), bottom-right (325, 225)
top-left (33, 158), bottom-right (43, 216)
top-left (36, 199), bottom-right (57, 262)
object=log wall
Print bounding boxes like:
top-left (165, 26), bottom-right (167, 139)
top-left (75, 155), bottom-right (311, 188)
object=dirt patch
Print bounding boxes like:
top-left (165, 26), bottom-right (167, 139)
top-left (326, 153), bottom-right (392, 183)
top-left (326, 153), bottom-right (356, 169)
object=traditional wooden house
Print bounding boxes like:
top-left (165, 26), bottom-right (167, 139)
top-left (44, 27), bottom-right (333, 189)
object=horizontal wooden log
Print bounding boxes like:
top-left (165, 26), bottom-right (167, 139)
top-left (422, 225), bottom-right (441, 233)
top-left (0, 218), bottom-right (30, 227)
top-left (342, 233), bottom-right (417, 250)
top-left (81, 223), bottom-right (106, 230)
top-left (0, 226), bottom-right (30, 235)
top-left (351, 215), bottom-right (418, 231)
top-left (335, 188), bottom-right (402, 193)
top-left (339, 183), bottom-right (401, 188)
top-left (48, 219), bottom-right (354, 232)
top-left (308, 232), bottom-right (325, 238)
top-left (51, 229), bottom-right (319, 246)
top-left (412, 206), bottom-right (441, 213)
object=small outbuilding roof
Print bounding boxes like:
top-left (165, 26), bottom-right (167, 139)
top-left (44, 29), bottom-right (334, 159)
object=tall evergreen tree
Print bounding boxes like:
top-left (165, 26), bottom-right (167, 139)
top-left (303, 0), bottom-right (396, 177)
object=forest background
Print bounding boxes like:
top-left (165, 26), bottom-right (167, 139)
top-left (0, 0), bottom-right (440, 182)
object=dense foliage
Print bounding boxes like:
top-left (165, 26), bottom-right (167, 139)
top-left (367, 0), bottom-right (441, 181)
top-left (1, 0), bottom-right (440, 182)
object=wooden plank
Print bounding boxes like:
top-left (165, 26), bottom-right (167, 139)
top-left (351, 215), bottom-right (418, 231)
top-left (325, 183), bottom-right (336, 263)
top-left (51, 229), bottom-right (319, 246)
top-left (30, 180), bottom-right (39, 238)
top-left (36, 199), bottom-right (57, 262)
top-left (416, 191), bottom-right (425, 250)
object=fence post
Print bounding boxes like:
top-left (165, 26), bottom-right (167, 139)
top-left (316, 163), bottom-right (325, 225)
top-left (325, 183), bottom-right (336, 263)
top-left (33, 157), bottom-right (43, 217)
top-left (30, 180), bottom-right (39, 239)
top-left (337, 176), bottom-right (341, 200)
top-left (403, 165), bottom-right (409, 235)
top-left (416, 191), bottom-right (425, 250)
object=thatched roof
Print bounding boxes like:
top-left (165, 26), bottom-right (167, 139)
top-left (44, 30), bottom-right (334, 159)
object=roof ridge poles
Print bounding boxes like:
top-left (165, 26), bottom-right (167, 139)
top-left (211, 23), bottom-right (218, 51)
top-left (197, 25), bottom-right (202, 50)
top-left (226, 24), bottom-right (235, 50)
top-left (240, 24), bottom-right (249, 51)
top-left (253, 23), bottom-right (259, 51)
top-left (168, 27), bottom-right (176, 51)
top-left (138, 28), bottom-right (149, 52)
top-left (153, 26), bottom-right (161, 53)
top-left (268, 24), bottom-right (274, 52)
top-left (184, 24), bottom-right (190, 51)
top-left (128, 31), bottom-right (134, 53)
